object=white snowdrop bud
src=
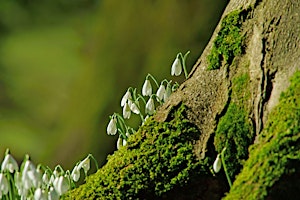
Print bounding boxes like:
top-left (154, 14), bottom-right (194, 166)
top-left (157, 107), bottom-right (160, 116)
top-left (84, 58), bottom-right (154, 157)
top-left (53, 176), bottom-right (69, 196)
top-left (71, 165), bottom-right (80, 182)
top-left (107, 117), bottom-right (117, 135)
top-left (145, 98), bottom-right (155, 115)
top-left (156, 84), bottom-right (166, 101)
top-left (163, 84), bottom-right (172, 102)
top-left (121, 90), bottom-right (131, 107)
top-left (0, 173), bottom-right (9, 196)
top-left (123, 102), bottom-right (131, 119)
top-left (1, 153), bottom-right (19, 173)
top-left (171, 56), bottom-right (182, 76)
top-left (213, 154), bottom-right (222, 173)
top-left (130, 101), bottom-right (140, 114)
top-left (78, 157), bottom-right (90, 175)
top-left (142, 79), bottom-right (152, 96)
top-left (117, 137), bottom-right (123, 150)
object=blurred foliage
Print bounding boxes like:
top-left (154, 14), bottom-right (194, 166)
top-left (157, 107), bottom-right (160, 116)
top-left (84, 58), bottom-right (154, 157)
top-left (0, 0), bottom-right (228, 169)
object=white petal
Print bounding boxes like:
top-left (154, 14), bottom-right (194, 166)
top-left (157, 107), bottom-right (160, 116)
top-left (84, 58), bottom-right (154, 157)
top-left (156, 85), bottom-right (166, 101)
top-left (130, 102), bottom-right (140, 114)
top-left (107, 117), bottom-right (117, 135)
top-left (123, 139), bottom-right (127, 146)
top-left (78, 157), bottom-right (90, 174)
top-left (171, 57), bottom-right (182, 76)
top-left (163, 85), bottom-right (172, 102)
top-left (0, 173), bottom-right (9, 195)
top-left (123, 103), bottom-right (131, 119)
top-left (117, 137), bottom-right (123, 150)
top-left (48, 187), bottom-right (59, 200)
top-left (2, 154), bottom-right (19, 173)
top-left (71, 165), bottom-right (80, 182)
top-left (121, 90), bottom-right (131, 107)
top-left (145, 98), bottom-right (155, 115)
top-left (213, 154), bottom-right (222, 173)
top-left (142, 80), bottom-right (152, 96)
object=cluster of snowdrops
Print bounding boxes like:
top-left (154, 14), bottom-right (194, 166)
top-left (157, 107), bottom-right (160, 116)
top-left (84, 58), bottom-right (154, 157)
top-left (0, 51), bottom-right (229, 199)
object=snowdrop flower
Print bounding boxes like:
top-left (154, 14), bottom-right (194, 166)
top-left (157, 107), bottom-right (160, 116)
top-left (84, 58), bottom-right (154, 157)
top-left (171, 56), bottom-right (182, 76)
top-left (213, 154), bottom-right (222, 173)
top-left (164, 84), bottom-right (172, 102)
top-left (107, 117), bottom-right (117, 135)
top-left (34, 187), bottom-right (47, 200)
top-left (53, 175), bottom-right (69, 196)
top-left (71, 165), bottom-right (80, 182)
top-left (145, 98), bottom-right (155, 115)
top-left (130, 101), bottom-right (140, 114)
top-left (42, 172), bottom-right (50, 186)
top-left (156, 84), bottom-right (166, 101)
top-left (0, 173), bottom-right (9, 197)
top-left (142, 79), bottom-right (152, 96)
top-left (48, 187), bottom-right (59, 200)
top-left (22, 160), bottom-right (38, 190)
top-left (121, 90), bottom-right (132, 107)
top-left (117, 137), bottom-right (123, 150)
top-left (78, 157), bottom-right (90, 175)
top-left (1, 152), bottom-right (19, 173)
top-left (123, 102), bottom-right (131, 119)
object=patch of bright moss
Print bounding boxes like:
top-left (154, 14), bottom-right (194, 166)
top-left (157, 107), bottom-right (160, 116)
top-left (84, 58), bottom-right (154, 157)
top-left (207, 10), bottom-right (244, 70)
top-left (224, 71), bottom-right (300, 199)
top-left (214, 103), bottom-right (253, 179)
top-left (64, 104), bottom-right (210, 199)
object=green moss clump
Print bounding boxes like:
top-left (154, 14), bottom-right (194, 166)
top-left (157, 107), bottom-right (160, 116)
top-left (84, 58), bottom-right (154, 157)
top-left (65, 104), bottom-right (210, 199)
top-left (224, 71), bottom-right (300, 199)
top-left (207, 10), bottom-right (244, 70)
top-left (214, 103), bottom-right (253, 179)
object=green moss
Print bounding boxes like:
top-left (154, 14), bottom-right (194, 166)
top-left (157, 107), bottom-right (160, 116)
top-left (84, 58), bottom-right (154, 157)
top-left (207, 10), bottom-right (244, 70)
top-left (214, 104), bottom-right (253, 179)
top-left (224, 71), bottom-right (300, 199)
top-left (65, 104), bottom-right (210, 199)
top-left (214, 72), bottom-right (254, 180)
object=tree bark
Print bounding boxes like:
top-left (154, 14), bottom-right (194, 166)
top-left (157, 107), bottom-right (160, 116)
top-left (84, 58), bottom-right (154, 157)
top-left (65, 0), bottom-right (300, 199)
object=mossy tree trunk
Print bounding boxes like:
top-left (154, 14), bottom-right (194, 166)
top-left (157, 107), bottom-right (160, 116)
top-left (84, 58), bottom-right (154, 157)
top-left (65, 0), bottom-right (300, 199)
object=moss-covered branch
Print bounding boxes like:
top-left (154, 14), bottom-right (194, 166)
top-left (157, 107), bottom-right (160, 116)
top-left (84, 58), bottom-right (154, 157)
top-left (64, 105), bottom-right (215, 199)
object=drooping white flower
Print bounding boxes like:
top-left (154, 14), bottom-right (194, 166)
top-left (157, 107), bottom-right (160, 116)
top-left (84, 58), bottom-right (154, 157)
top-left (53, 176), bottom-right (69, 196)
top-left (163, 84), bottom-right (172, 102)
top-left (156, 84), bottom-right (166, 101)
top-left (48, 187), bottom-right (59, 200)
top-left (78, 157), bottom-right (90, 175)
top-left (130, 101), bottom-right (140, 114)
top-left (22, 160), bottom-right (38, 190)
top-left (171, 56), bottom-right (182, 76)
top-left (34, 187), bottom-right (47, 200)
top-left (123, 102), bottom-right (131, 119)
top-left (107, 117), bottom-right (117, 135)
top-left (142, 79), bottom-right (152, 96)
top-left (117, 137), bottom-right (123, 150)
top-left (71, 165), bottom-right (80, 182)
top-left (1, 153), bottom-right (19, 173)
top-left (121, 90), bottom-right (132, 107)
top-left (42, 172), bottom-right (50, 186)
top-left (0, 173), bottom-right (9, 197)
top-left (213, 154), bottom-right (222, 173)
top-left (145, 98), bottom-right (155, 115)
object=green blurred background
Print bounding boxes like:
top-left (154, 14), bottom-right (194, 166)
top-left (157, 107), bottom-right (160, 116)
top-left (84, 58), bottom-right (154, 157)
top-left (0, 0), bottom-right (228, 169)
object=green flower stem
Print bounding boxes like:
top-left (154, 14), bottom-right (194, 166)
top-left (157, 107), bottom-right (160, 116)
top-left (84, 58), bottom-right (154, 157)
top-left (179, 51), bottom-right (190, 79)
top-left (146, 74), bottom-right (159, 88)
top-left (88, 154), bottom-right (99, 170)
top-left (115, 113), bottom-right (127, 134)
top-left (221, 147), bottom-right (232, 188)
